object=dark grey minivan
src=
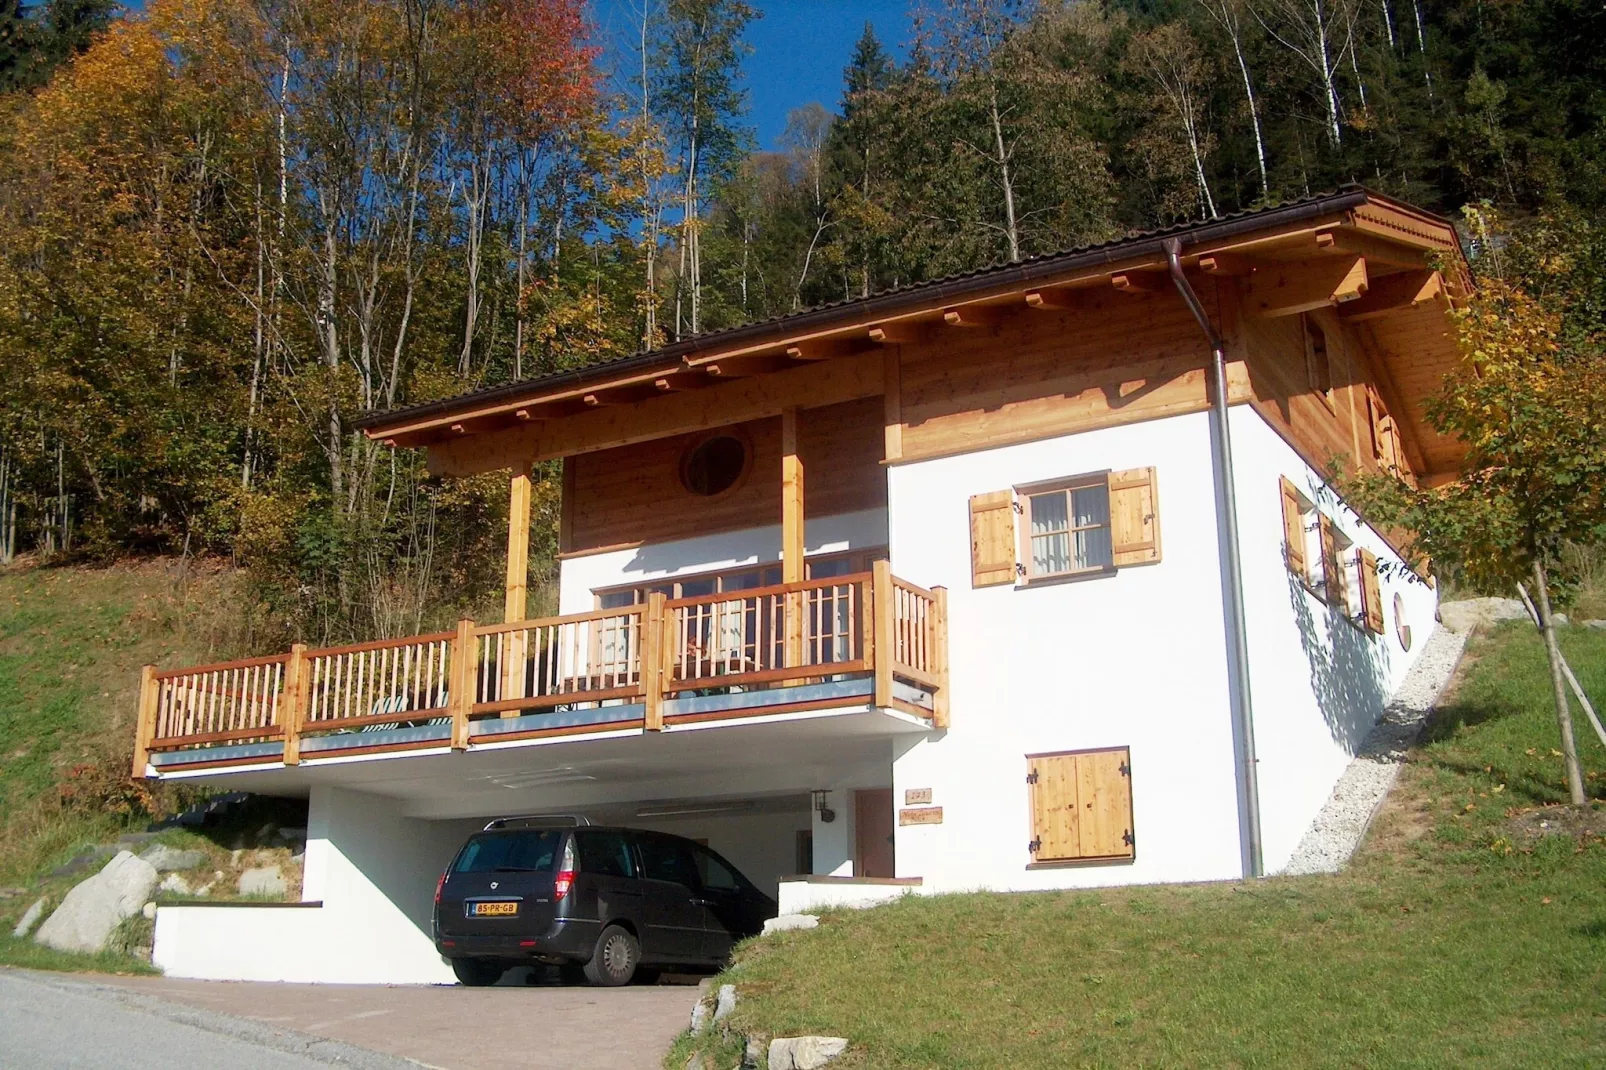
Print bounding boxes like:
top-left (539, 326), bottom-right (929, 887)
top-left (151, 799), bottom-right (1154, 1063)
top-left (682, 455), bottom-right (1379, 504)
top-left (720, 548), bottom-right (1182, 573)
top-left (433, 820), bottom-right (777, 986)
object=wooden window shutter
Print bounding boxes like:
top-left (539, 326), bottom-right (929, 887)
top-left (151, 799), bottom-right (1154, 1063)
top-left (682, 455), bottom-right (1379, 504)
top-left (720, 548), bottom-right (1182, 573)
top-left (1028, 748), bottom-right (1134, 863)
top-left (969, 490), bottom-right (1017, 587)
top-left (1027, 754), bottom-right (1080, 862)
top-left (1319, 516), bottom-right (1344, 606)
top-left (1279, 477), bottom-right (1307, 577)
top-left (1109, 467), bottom-right (1161, 567)
top-left (1360, 548), bottom-right (1385, 633)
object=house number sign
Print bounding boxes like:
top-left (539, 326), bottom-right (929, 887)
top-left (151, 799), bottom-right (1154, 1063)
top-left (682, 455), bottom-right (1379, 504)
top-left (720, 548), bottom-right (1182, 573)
top-left (904, 788), bottom-right (933, 805)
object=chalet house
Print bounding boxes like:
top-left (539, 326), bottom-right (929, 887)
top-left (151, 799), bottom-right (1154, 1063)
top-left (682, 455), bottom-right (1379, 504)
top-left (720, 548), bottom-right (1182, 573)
top-left (134, 187), bottom-right (1467, 984)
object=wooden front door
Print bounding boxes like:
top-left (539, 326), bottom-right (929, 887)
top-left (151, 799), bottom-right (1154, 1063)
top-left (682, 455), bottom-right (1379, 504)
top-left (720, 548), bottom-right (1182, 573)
top-left (854, 788), bottom-right (896, 878)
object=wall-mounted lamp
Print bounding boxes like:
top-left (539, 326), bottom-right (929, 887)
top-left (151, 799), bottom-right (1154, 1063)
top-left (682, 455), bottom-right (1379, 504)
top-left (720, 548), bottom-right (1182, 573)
top-left (811, 789), bottom-right (836, 824)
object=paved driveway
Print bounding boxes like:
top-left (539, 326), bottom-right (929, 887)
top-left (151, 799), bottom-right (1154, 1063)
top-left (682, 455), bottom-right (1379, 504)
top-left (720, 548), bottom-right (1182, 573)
top-left (96, 969), bottom-right (701, 1070)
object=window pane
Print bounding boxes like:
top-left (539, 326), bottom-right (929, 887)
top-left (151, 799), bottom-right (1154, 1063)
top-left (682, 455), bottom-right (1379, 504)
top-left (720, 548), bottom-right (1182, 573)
top-left (679, 577), bottom-right (717, 598)
top-left (598, 590), bottom-right (636, 610)
top-left (807, 556), bottom-right (853, 579)
top-left (693, 845), bottom-right (741, 891)
top-left (1071, 485), bottom-right (1113, 569)
top-left (722, 570), bottom-right (762, 591)
top-left (1029, 491), bottom-right (1068, 536)
top-left (453, 831), bottom-right (562, 874)
top-left (636, 835), bottom-right (699, 890)
top-left (576, 831), bottom-right (636, 878)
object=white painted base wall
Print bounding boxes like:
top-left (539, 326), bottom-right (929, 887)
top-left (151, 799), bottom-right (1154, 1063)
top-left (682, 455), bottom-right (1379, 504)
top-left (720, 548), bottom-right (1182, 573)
top-left (1228, 407), bottom-right (1440, 872)
top-left (887, 412), bottom-right (1248, 893)
top-left (155, 786), bottom-right (479, 985)
top-left (777, 880), bottom-right (921, 914)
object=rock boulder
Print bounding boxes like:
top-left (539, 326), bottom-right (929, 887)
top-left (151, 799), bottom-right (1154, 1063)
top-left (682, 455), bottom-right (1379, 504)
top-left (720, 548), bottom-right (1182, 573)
top-left (12, 896), bottom-right (47, 938)
top-left (139, 845), bottom-right (208, 873)
top-left (34, 851), bottom-right (158, 954)
top-left (1438, 597), bottom-right (1528, 635)
top-left (767, 1036), bottom-right (849, 1070)
top-left (762, 914), bottom-right (819, 935)
top-left (238, 865), bottom-right (286, 897)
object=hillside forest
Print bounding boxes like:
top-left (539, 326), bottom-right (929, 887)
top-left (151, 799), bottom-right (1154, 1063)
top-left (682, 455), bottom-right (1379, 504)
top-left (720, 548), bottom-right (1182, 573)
top-left (0, 0), bottom-right (1603, 646)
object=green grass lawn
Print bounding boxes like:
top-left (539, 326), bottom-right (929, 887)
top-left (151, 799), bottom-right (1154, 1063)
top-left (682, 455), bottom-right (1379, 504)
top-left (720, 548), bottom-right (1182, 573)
top-left (673, 623), bottom-right (1606, 1069)
top-left (0, 559), bottom-right (258, 972)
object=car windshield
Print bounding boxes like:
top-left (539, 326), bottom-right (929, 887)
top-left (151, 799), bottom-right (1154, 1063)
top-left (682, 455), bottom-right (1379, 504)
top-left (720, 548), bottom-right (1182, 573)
top-left (453, 831), bottom-right (562, 874)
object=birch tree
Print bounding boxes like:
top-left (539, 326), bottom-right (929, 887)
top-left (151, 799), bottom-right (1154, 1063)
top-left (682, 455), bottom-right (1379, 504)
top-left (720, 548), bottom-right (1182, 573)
top-left (1193, 0), bottom-right (1270, 200)
top-left (1252, 0), bottom-right (1354, 148)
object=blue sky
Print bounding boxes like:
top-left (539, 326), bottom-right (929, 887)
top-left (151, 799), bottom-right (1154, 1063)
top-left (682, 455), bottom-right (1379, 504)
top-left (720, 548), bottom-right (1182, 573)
top-left (592, 1), bottom-right (914, 151)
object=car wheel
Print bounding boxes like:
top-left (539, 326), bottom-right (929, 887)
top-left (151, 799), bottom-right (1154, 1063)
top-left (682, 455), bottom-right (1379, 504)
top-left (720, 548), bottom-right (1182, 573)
top-left (451, 958), bottom-right (505, 987)
top-left (582, 925), bottom-right (639, 986)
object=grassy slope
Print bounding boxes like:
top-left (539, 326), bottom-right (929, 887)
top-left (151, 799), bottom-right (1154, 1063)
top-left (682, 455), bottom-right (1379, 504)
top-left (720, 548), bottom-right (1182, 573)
top-left (0, 559), bottom-right (252, 971)
top-left (675, 624), bottom-right (1606, 1069)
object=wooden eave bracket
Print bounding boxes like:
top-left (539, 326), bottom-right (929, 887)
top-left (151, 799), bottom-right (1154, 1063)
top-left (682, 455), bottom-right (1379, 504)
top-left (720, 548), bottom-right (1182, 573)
top-left (1246, 254), bottom-right (1369, 318)
top-left (942, 305), bottom-right (1003, 328)
top-left (1339, 270), bottom-right (1445, 322)
top-left (867, 322), bottom-right (924, 345)
top-left (1110, 269), bottom-right (1168, 294)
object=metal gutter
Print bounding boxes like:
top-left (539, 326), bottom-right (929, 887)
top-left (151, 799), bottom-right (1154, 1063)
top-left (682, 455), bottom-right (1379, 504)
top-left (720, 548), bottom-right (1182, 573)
top-left (1164, 237), bottom-right (1264, 880)
top-left (356, 187), bottom-right (1384, 434)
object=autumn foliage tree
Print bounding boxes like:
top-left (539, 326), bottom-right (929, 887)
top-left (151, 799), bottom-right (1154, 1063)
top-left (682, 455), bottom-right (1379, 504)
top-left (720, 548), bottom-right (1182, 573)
top-left (1342, 209), bottom-right (1606, 805)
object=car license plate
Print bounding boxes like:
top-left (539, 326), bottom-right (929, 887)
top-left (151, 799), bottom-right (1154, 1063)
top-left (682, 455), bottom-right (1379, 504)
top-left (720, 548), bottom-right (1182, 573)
top-left (470, 900), bottom-right (518, 917)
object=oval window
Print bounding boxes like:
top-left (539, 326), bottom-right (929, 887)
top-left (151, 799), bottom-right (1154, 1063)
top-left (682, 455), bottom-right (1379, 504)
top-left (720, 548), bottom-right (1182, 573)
top-left (1394, 592), bottom-right (1412, 651)
top-left (681, 434), bottom-right (749, 497)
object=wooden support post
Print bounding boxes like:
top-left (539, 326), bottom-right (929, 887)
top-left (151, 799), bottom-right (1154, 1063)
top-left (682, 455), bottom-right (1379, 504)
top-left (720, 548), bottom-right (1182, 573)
top-left (643, 591), bottom-right (666, 732)
top-left (503, 464), bottom-right (532, 717)
top-left (450, 618), bottom-right (475, 750)
top-left (872, 560), bottom-right (894, 710)
top-left (782, 407), bottom-right (806, 671)
top-left (505, 463), bottom-right (532, 622)
top-left (282, 644), bottom-right (309, 766)
top-left (131, 665), bottom-right (159, 779)
top-left (931, 587), bottom-right (950, 729)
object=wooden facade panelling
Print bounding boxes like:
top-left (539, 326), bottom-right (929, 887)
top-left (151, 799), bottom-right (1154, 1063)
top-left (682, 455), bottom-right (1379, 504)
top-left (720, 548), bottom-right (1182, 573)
top-left (562, 396), bottom-right (886, 556)
top-left (893, 287), bottom-right (1247, 464)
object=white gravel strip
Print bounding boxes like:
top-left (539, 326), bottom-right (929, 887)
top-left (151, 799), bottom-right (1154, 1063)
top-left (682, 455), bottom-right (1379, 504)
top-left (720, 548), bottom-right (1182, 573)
top-left (1279, 622), bottom-right (1470, 876)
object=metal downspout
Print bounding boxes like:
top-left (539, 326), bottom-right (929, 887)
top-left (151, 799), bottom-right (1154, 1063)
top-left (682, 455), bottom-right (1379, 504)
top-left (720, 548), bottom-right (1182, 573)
top-left (1163, 238), bottom-right (1264, 879)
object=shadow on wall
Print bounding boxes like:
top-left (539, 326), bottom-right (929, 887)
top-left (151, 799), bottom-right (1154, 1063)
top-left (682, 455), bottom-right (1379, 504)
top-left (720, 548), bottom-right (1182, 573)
top-left (1287, 570), bottom-right (1390, 755)
top-left (332, 806), bottom-right (464, 942)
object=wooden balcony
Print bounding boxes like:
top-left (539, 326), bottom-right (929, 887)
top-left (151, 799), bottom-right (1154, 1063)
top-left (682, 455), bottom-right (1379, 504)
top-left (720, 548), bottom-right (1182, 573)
top-left (132, 563), bottom-right (947, 777)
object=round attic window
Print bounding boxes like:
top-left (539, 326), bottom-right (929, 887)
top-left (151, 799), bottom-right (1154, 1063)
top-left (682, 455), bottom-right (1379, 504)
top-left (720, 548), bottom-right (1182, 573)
top-left (680, 433), bottom-right (750, 497)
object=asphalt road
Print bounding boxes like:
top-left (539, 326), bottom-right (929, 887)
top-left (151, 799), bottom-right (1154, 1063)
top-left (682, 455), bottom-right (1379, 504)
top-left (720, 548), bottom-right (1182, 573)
top-left (0, 969), bottom-right (427, 1070)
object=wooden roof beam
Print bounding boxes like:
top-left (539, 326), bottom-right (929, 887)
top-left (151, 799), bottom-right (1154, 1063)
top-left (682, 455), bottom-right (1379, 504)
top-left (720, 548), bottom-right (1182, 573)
top-left (1339, 270), bottom-right (1444, 322)
top-left (1024, 287), bottom-right (1077, 310)
top-left (867, 322), bottom-right (925, 346)
top-left (784, 338), bottom-right (859, 361)
top-left (1316, 227), bottom-right (1428, 269)
top-left (1246, 255), bottom-right (1369, 318)
top-left (1111, 269), bottom-right (1168, 294)
top-left (1197, 252), bottom-right (1253, 276)
top-left (704, 354), bottom-right (794, 378)
top-left (942, 305), bottom-right (1003, 329)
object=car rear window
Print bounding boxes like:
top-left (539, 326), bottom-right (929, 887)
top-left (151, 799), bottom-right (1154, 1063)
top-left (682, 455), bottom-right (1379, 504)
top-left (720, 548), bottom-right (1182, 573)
top-left (453, 831), bottom-right (562, 874)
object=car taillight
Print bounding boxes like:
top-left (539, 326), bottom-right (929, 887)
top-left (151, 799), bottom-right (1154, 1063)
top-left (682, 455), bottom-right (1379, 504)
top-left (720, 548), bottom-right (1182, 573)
top-left (555, 836), bottom-right (577, 901)
top-left (434, 871), bottom-right (447, 905)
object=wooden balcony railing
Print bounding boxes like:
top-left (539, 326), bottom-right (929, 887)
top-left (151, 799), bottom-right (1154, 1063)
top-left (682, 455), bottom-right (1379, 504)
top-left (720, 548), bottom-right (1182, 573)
top-left (131, 561), bottom-right (947, 776)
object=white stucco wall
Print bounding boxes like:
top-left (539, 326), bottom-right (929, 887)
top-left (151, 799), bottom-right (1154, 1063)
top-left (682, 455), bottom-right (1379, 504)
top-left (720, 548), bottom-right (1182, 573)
top-left (155, 786), bottom-right (479, 984)
top-left (1229, 406), bottom-right (1440, 872)
top-left (558, 507), bottom-right (888, 614)
top-left (886, 412), bottom-right (1249, 893)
